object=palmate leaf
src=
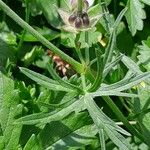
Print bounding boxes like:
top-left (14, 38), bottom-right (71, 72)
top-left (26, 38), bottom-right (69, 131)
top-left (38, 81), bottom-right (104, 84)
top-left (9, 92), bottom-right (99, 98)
top-left (97, 71), bottom-right (150, 92)
top-left (20, 67), bottom-right (77, 92)
top-left (125, 0), bottom-right (146, 36)
top-left (0, 72), bottom-right (22, 149)
top-left (84, 94), bottom-right (132, 150)
top-left (15, 97), bottom-right (85, 125)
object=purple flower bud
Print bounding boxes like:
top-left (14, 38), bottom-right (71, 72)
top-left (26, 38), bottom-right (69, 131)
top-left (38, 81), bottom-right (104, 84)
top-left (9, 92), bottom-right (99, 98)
top-left (82, 12), bottom-right (90, 27)
top-left (75, 17), bottom-right (82, 28)
top-left (68, 14), bottom-right (77, 24)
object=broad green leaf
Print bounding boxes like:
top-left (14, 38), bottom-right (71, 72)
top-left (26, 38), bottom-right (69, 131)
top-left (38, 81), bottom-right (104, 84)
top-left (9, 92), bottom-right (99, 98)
top-left (0, 39), bottom-right (16, 68)
top-left (38, 112), bottom-right (98, 149)
top-left (0, 21), bottom-right (17, 45)
top-left (36, 0), bottom-right (61, 28)
top-left (23, 134), bottom-right (42, 150)
top-left (20, 67), bottom-right (75, 92)
top-left (0, 136), bottom-right (4, 150)
top-left (20, 26), bottom-right (60, 42)
top-left (61, 28), bottom-right (101, 48)
top-left (137, 37), bottom-right (150, 71)
top-left (0, 72), bottom-right (22, 149)
top-left (125, 0), bottom-right (146, 36)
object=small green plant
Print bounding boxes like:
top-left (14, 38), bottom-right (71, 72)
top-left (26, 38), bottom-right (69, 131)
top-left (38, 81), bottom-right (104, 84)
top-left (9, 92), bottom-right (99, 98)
top-left (0, 0), bottom-right (150, 149)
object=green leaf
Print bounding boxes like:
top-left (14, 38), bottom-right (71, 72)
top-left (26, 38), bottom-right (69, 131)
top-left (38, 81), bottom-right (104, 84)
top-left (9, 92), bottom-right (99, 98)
top-left (141, 0), bottom-right (150, 6)
top-left (0, 39), bottom-right (16, 68)
top-left (92, 91), bottom-right (138, 98)
top-left (47, 63), bottom-right (82, 93)
top-left (0, 72), bottom-right (22, 149)
top-left (61, 28), bottom-right (101, 49)
top-left (135, 84), bottom-right (150, 144)
top-left (0, 21), bottom-right (17, 45)
top-left (20, 67), bottom-right (75, 92)
top-left (15, 98), bottom-right (85, 125)
top-left (36, 0), bottom-right (61, 28)
top-left (20, 26), bottom-right (60, 42)
top-left (38, 112), bottom-right (98, 149)
top-left (99, 72), bottom-right (150, 92)
top-left (84, 94), bottom-right (132, 149)
top-left (23, 134), bottom-right (42, 150)
top-left (99, 129), bottom-right (106, 150)
top-left (103, 54), bottom-right (123, 79)
top-left (137, 37), bottom-right (150, 71)
top-left (125, 0), bottom-right (146, 36)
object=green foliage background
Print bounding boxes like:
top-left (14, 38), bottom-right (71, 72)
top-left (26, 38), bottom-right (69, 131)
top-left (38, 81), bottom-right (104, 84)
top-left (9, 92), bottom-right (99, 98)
top-left (0, 0), bottom-right (150, 149)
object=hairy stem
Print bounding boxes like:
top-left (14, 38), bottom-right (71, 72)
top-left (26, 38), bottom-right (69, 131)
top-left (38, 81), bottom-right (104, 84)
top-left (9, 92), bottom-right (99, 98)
top-left (78, 0), bottom-right (83, 15)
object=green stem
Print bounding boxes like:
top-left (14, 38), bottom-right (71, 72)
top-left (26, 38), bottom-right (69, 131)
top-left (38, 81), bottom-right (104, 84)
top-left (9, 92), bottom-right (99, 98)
top-left (85, 31), bottom-right (90, 65)
top-left (75, 33), bottom-right (85, 64)
top-left (102, 96), bottom-right (146, 144)
top-left (81, 73), bottom-right (87, 92)
top-left (88, 50), bottom-right (103, 92)
top-left (78, 0), bottom-right (83, 15)
top-left (0, 0), bottom-right (84, 74)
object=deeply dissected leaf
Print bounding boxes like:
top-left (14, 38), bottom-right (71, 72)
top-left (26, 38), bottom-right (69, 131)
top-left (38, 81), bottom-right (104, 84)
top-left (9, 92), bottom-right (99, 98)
top-left (125, 0), bottom-right (146, 35)
top-left (84, 94), bottom-right (132, 149)
top-left (15, 97), bottom-right (85, 125)
top-left (20, 67), bottom-right (76, 92)
top-left (98, 72), bottom-right (150, 92)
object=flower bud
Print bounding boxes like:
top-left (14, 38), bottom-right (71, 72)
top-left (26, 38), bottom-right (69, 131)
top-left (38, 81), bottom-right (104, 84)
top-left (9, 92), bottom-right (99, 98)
top-left (75, 17), bottom-right (82, 28)
top-left (82, 12), bottom-right (90, 27)
top-left (68, 14), bottom-right (77, 24)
